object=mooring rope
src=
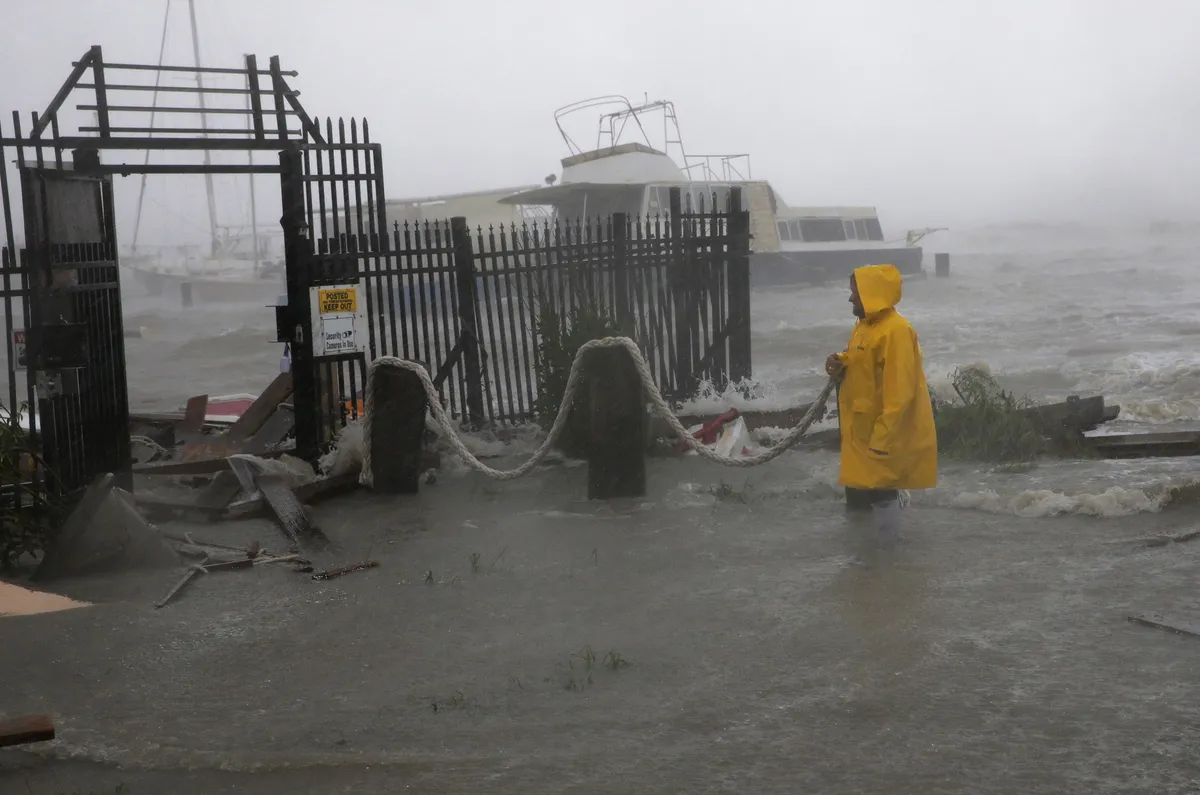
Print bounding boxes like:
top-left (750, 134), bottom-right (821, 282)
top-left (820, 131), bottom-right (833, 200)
top-left (359, 336), bottom-right (836, 486)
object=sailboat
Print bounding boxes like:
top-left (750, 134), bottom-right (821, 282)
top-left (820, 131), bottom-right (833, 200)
top-left (122, 0), bottom-right (286, 305)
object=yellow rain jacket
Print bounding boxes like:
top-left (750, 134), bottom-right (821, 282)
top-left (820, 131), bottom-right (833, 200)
top-left (836, 264), bottom-right (938, 490)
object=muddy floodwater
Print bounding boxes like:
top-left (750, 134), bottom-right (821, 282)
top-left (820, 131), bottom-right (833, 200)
top-left (3, 225), bottom-right (1200, 793)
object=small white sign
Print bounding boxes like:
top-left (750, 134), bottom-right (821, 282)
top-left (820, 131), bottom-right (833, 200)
top-left (320, 314), bottom-right (357, 355)
top-left (10, 328), bottom-right (26, 369)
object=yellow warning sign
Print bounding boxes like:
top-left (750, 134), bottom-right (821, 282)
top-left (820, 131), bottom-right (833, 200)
top-left (317, 287), bottom-right (357, 314)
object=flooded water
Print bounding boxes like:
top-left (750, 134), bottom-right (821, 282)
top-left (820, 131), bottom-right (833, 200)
top-left (3, 222), bottom-right (1200, 793)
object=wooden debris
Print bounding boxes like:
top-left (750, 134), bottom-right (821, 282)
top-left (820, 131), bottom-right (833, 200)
top-left (134, 444), bottom-right (294, 476)
top-left (224, 471), bottom-right (361, 520)
top-left (1128, 612), bottom-right (1200, 640)
top-left (255, 472), bottom-right (329, 549)
top-left (311, 560), bottom-right (379, 581)
top-left (155, 563), bottom-right (207, 608)
top-left (223, 372), bottom-right (293, 444)
top-left (180, 394), bottom-right (210, 435)
top-left (0, 714), bottom-right (56, 748)
top-left (1086, 430), bottom-right (1200, 459)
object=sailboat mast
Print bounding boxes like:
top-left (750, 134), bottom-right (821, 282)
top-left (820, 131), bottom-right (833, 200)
top-left (186, 0), bottom-right (220, 257)
top-left (131, 0), bottom-right (173, 254)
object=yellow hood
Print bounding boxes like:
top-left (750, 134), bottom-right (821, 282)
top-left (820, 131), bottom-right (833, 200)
top-left (854, 264), bottom-right (902, 317)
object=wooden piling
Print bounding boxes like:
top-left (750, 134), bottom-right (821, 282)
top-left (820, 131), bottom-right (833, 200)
top-left (368, 364), bottom-right (428, 494)
top-left (587, 345), bottom-right (646, 500)
top-left (181, 281), bottom-right (194, 307)
top-left (935, 253), bottom-right (950, 278)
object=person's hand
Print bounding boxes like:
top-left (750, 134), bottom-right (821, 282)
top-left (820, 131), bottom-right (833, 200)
top-left (825, 353), bottom-right (845, 379)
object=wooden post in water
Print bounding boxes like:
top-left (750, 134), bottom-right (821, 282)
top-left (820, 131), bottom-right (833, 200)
top-left (450, 216), bottom-right (485, 428)
top-left (368, 364), bottom-right (428, 494)
top-left (587, 345), bottom-right (646, 499)
top-left (935, 253), bottom-right (950, 278)
top-left (180, 281), bottom-right (193, 308)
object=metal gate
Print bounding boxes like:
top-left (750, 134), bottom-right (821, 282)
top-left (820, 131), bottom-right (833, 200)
top-left (1, 44), bottom-right (340, 523)
top-left (21, 165), bottom-right (131, 497)
top-left (280, 118), bottom-right (390, 462)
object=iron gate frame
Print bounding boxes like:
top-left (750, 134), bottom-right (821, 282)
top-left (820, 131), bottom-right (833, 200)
top-left (0, 45), bottom-right (337, 521)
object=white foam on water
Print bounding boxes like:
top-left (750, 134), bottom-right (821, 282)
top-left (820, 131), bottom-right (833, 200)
top-left (949, 486), bottom-right (1168, 518)
top-left (318, 420), bottom-right (364, 477)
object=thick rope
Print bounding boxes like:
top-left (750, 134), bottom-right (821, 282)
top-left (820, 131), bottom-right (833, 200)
top-left (359, 336), bottom-right (836, 486)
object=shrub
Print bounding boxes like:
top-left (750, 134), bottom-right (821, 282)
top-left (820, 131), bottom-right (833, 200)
top-left (934, 367), bottom-right (1048, 463)
top-left (533, 303), bottom-right (632, 458)
top-left (0, 402), bottom-right (55, 569)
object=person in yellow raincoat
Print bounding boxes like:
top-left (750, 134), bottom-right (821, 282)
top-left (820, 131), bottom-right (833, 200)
top-left (825, 264), bottom-right (937, 542)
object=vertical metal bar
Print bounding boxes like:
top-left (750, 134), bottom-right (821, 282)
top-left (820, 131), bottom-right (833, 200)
top-left (367, 135), bottom-right (398, 358)
top-left (101, 175), bottom-right (133, 490)
top-left (49, 115), bottom-right (63, 171)
top-left (413, 223), bottom-right (435, 404)
top-left (478, 227), bottom-right (503, 423)
top-left (668, 186), bottom-right (688, 397)
top-left (727, 186), bottom-right (752, 383)
top-left (450, 216), bottom-right (484, 427)
top-left (269, 56), bottom-right (289, 140)
top-left (280, 147), bottom-right (319, 463)
top-left (347, 119), bottom-right (378, 360)
top-left (90, 45), bottom-right (112, 138)
top-left (498, 225), bottom-right (524, 420)
top-left (0, 118), bottom-right (19, 418)
top-left (244, 53), bottom-right (265, 140)
top-left (514, 223), bottom-right (536, 420)
top-left (394, 223), bottom-right (413, 361)
top-left (242, 55), bottom-right (262, 277)
top-left (431, 222), bottom-right (455, 416)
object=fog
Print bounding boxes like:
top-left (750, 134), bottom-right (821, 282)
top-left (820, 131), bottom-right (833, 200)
top-left (1, 0), bottom-right (1198, 244)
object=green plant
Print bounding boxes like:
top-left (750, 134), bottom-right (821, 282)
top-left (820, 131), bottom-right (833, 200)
top-left (533, 301), bottom-right (633, 458)
top-left (0, 401), bottom-right (56, 569)
top-left (469, 552), bottom-right (481, 573)
top-left (934, 367), bottom-right (1047, 463)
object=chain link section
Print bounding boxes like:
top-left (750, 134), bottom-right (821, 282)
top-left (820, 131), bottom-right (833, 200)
top-left (359, 337), bottom-right (836, 486)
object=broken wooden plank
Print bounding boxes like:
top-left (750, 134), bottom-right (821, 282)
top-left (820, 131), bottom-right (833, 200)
top-left (195, 470), bottom-right (246, 512)
top-left (1086, 430), bottom-right (1200, 459)
top-left (133, 444), bottom-right (295, 476)
top-left (255, 473), bottom-right (311, 548)
top-left (240, 404), bottom-right (296, 455)
top-left (224, 471), bottom-right (361, 520)
top-left (222, 372), bottom-right (293, 444)
top-left (155, 563), bottom-right (207, 608)
top-left (1128, 612), bottom-right (1200, 640)
top-left (312, 560), bottom-right (379, 581)
top-left (180, 394), bottom-right (209, 435)
top-left (0, 714), bottom-right (56, 748)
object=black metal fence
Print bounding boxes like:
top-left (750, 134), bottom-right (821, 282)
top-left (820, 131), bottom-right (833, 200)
top-left (283, 131), bottom-right (753, 460)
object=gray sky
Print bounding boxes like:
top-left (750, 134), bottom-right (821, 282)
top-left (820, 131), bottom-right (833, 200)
top-left (2, 0), bottom-right (1198, 244)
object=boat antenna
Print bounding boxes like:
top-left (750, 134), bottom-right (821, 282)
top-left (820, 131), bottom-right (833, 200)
top-left (130, 0), bottom-right (173, 254)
